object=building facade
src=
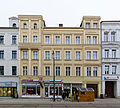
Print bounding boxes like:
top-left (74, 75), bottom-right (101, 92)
top-left (0, 17), bottom-right (19, 97)
top-left (101, 21), bottom-right (120, 98)
top-left (18, 15), bottom-right (101, 98)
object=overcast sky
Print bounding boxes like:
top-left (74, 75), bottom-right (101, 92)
top-left (0, 0), bottom-right (120, 27)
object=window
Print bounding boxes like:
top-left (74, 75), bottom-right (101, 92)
top-left (0, 51), bottom-right (4, 59)
top-left (33, 51), bottom-right (38, 59)
top-left (111, 32), bottom-right (115, 42)
top-left (93, 23), bottom-right (97, 28)
top-left (23, 23), bottom-right (27, 28)
top-left (12, 36), bottom-right (17, 44)
top-left (33, 36), bottom-right (38, 43)
top-left (87, 67), bottom-right (91, 76)
top-left (23, 66), bottom-right (27, 75)
top-left (45, 67), bottom-right (50, 76)
top-left (87, 51), bottom-right (91, 60)
top-left (12, 51), bottom-right (17, 59)
top-left (23, 51), bottom-right (27, 59)
top-left (45, 51), bottom-right (50, 60)
top-left (0, 66), bottom-right (4, 75)
top-left (112, 50), bottom-right (116, 58)
top-left (56, 67), bottom-right (60, 76)
top-left (93, 67), bottom-right (97, 77)
top-left (76, 51), bottom-right (80, 60)
top-left (66, 67), bottom-right (70, 76)
top-left (86, 23), bottom-right (90, 28)
top-left (93, 51), bottom-right (97, 60)
top-left (12, 66), bottom-right (17, 75)
top-left (23, 36), bottom-right (27, 43)
top-left (33, 66), bottom-right (38, 76)
top-left (105, 50), bottom-right (109, 58)
top-left (65, 51), bottom-right (70, 60)
top-left (55, 36), bottom-right (60, 44)
top-left (56, 51), bottom-right (60, 60)
top-left (76, 36), bottom-right (80, 44)
top-left (13, 23), bottom-right (16, 28)
top-left (87, 36), bottom-right (91, 44)
top-left (93, 36), bottom-right (97, 44)
top-left (66, 36), bottom-right (70, 44)
top-left (105, 65), bottom-right (109, 74)
top-left (0, 36), bottom-right (4, 44)
top-left (104, 32), bottom-right (108, 41)
top-left (33, 23), bottom-right (37, 29)
top-left (45, 36), bottom-right (50, 44)
top-left (76, 67), bottom-right (80, 76)
top-left (112, 66), bottom-right (116, 74)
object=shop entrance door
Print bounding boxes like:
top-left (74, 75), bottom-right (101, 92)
top-left (87, 84), bottom-right (98, 98)
top-left (105, 81), bottom-right (114, 98)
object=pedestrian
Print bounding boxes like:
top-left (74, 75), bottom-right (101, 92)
top-left (69, 92), bottom-right (71, 99)
top-left (78, 96), bottom-right (80, 102)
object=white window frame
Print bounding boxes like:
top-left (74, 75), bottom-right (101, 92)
top-left (87, 36), bottom-right (91, 44)
top-left (66, 67), bottom-right (70, 76)
top-left (45, 67), bottom-right (50, 76)
top-left (87, 67), bottom-right (91, 76)
top-left (76, 51), bottom-right (80, 60)
top-left (87, 51), bottom-right (91, 60)
top-left (76, 67), bottom-right (81, 76)
top-left (33, 51), bottom-right (38, 59)
top-left (93, 67), bottom-right (97, 77)
top-left (33, 66), bottom-right (38, 76)
top-left (33, 36), bottom-right (38, 43)
top-left (56, 51), bottom-right (60, 60)
top-left (56, 67), bottom-right (60, 76)
top-left (45, 36), bottom-right (50, 44)
top-left (55, 36), bottom-right (60, 44)
top-left (66, 36), bottom-right (70, 44)
top-left (76, 36), bottom-right (80, 44)
top-left (93, 51), bottom-right (97, 60)
top-left (23, 36), bottom-right (27, 43)
top-left (65, 51), bottom-right (70, 60)
top-left (23, 51), bottom-right (27, 59)
top-left (93, 36), bottom-right (97, 44)
top-left (45, 51), bottom-right (50, 60)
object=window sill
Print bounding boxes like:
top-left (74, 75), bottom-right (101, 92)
top-left (75, 59), bottom-right (81, 61)
top-left (22, 59), bottom-right (28, 60)
top-left (32, 59), bottom-right (39, 61)
top-left (44, 59), bottom-right (51, 61)
top-left (86, 59), bottom-right (98, 61)
top-left (64, 59), bottom-right (71, 61)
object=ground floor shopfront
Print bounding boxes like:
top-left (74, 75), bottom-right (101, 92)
top-left (0, 76), bottom-right (19, 97)
top-left (19, 76), bottom-right (101, 98)
top-left (102, 76), bottom-right (120, 98)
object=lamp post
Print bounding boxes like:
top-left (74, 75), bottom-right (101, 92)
top-left (52, 51), bottom-right (55, 102)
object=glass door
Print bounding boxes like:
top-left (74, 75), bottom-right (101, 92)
top-left (7, 88), bottom-right (11, 97)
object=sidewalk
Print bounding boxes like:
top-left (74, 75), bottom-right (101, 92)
top-left (0, 98), bottom-right (120, 104)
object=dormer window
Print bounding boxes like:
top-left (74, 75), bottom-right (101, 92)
top-left (13, 23), bottom-right (16, 28)
top-left (34, 23), bottom-right (37, 29)
top-left (23, 23), bottom-right (27, 29)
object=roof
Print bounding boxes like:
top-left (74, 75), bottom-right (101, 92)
top-left (9, 17), bottom-right (18, 20)
top-left (0, 27), bottom-right (18, 29)
top-left (44, 27), bottom-right (83, 29)
top-left (101, 21), bottom-right (120, 23)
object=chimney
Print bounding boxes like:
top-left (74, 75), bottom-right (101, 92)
top-left (59, 24), bottom-right (63, 27)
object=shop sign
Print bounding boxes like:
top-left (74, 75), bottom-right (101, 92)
top-left (104, 76), bottom-right (119, 80)
top-left (22, 79), bottom-right (42, 82)
top-left (0, 82), bottom-right (17, 87)
top-left (44, 80), bottom-right (63, 83)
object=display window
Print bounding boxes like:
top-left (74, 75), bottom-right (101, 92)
top-left (22, 85), bottom-right (40, 96)
top-left (44, 84), bottom-right (62, 97)
top-left (0, 87), bottom-right (17, 97)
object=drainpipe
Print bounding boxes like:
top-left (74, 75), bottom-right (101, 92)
top-left (100, 21), bottom-right (103, 98)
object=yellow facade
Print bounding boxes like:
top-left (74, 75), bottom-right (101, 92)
top-left (18, 15), bottom-right (101, 98)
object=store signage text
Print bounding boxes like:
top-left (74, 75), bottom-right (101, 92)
top-left (104, 76), bottom-right (119, 80)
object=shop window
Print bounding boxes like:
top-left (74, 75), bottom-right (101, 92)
top-left (22, 85), bottom-right (40, 96)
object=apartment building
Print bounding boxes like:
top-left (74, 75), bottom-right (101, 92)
top-left (101, 21), bottom-right (120, 98)
top-left (0, 17), bottom-right (19, 97)
top-left (18, 15), bottom-right (101, 98)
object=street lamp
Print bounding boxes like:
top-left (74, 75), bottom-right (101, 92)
top-left (52, 51), bottom-right (55, 102)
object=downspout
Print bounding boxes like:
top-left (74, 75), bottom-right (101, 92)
top-left (100, 21), bottom-right (103, 98)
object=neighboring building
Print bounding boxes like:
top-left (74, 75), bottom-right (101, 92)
top-left (101, 21), bottom-right (120, 98)
top-left (18, 15), bottom-right (101, 98)
top-left (0, 17), bottom-right (19, 97)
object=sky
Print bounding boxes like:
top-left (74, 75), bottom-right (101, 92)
top-left (0, 0), bottom-right (120, 27)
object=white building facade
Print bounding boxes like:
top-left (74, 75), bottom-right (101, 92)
top-left (101, 21), bottom-right (120, 98)
top-left (0, 17), bottom-right (19, 97)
